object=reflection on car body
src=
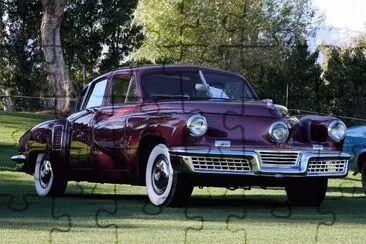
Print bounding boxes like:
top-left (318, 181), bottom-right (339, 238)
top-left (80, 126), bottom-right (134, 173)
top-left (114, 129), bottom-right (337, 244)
top-left (11, 65), bottom-right (350, 207)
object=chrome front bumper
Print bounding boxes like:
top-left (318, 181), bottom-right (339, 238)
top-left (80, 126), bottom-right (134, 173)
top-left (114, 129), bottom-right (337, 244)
top-left (169, 148), bottom-right (351, 177)
top-left (10, 154), bottom-right (28, 171)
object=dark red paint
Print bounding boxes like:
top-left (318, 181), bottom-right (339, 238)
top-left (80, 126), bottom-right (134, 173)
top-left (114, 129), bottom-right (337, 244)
top-left (16, 65), bottom-right (345, 185)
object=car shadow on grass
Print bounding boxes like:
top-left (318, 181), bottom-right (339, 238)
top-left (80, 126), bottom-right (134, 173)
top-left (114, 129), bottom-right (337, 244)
top-left (1, 172), bottom-right (365, 228)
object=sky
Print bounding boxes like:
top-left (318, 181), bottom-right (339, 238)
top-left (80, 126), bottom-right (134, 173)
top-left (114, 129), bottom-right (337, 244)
top-left (313, 0), bottom-right (366, 31)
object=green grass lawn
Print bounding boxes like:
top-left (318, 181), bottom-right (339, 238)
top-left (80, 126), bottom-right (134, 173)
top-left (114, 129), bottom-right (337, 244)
top-left (0, 111), bottom-right (53, 170)
top-left (0, 112), bottom-right (365, 243)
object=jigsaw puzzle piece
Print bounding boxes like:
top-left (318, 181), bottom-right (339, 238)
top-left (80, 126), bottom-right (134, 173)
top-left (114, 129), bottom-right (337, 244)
top-left (0, 174), bottom-right (70, 243)
top-left (96, 183), bottom-right (192, 243)
top-left (185, 187), bottom-right (247, 244)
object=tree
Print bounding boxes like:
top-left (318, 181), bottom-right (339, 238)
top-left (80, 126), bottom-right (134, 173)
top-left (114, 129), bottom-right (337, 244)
top-left (132, 0), bottom-right (322, 88)
top-left (257, 40), bottom-right (325, 112)
top-left (41, 0), bottom-right (73, 113)
top-left (61, 0), bottom-right (141, 92)
top-left (1, 0), bottom-right (140, 112)
top-left (0, 0), bottom-right (47, 111)
top-left (97, 0), bottom-right (142, 72)
top-left (324, 47), bottom-right (366, 119)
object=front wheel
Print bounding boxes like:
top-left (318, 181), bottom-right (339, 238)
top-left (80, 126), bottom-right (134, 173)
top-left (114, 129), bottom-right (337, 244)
top-left (285, 178), bottom-right (328, 206)
top-left (34, 153), bottom-right (67, 197)
top-left (145, 144), bottom-right (193, 207)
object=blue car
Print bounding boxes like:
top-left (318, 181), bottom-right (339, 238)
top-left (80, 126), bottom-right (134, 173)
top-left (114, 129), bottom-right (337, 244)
top-left (343, 125), bottom-right (366, 192)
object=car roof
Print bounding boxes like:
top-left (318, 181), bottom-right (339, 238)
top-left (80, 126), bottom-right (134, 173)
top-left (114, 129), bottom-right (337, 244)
top-left (90, 64), bottom-right (245, 83)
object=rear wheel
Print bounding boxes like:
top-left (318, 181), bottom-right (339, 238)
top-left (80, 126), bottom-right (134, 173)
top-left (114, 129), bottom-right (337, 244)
top-left (361, 163), bottom-right (366, 193)
top-left (34, 153), bottom-right (67, 197)
top-left (145, 144), bottom-right (193, 207)
top-left (285, 178), bottom-right (328, 206)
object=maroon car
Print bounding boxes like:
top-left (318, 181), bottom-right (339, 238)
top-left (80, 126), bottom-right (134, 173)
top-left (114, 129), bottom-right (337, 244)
top-left (11, 65), bottom-right (350, 206)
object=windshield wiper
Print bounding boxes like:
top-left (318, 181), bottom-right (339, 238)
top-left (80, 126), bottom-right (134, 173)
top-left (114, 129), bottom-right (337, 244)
top-left (208, 97), bottom-right (232, 101)
top-left (231, 97), bottom-right (256, 102)
top-left (151, 94), bottom-right (191, 100)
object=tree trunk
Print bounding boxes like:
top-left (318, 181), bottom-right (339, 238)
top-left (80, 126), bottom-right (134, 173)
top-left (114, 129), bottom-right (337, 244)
top-left (40, 0), bottom-right (73, 113)
top-left (0, 89), bottom-right (13, 111)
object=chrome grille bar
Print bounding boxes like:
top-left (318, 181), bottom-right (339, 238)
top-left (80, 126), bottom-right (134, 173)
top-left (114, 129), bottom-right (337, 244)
top-left (190, 156), bottom-right (251, 173)
top-left (258, 151), bottom-right (299, 165)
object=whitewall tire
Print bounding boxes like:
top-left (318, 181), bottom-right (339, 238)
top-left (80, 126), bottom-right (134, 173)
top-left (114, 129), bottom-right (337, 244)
top-left (34, 153), bottom-right (67, 197)
top-left (362, 163), bottom-right (366, 193)
top-left (145, 144), bottom-right (193, 207)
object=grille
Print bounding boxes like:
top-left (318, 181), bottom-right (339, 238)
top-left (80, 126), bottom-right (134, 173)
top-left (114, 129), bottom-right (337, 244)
top-left (52, 125), bottom-right (63, 150)
top-left (259, 151), bottom-right (299, 165)
top-left (190, 156), bottom-right (251, 173)
top-left (307, 159), bottom-right (347, 174)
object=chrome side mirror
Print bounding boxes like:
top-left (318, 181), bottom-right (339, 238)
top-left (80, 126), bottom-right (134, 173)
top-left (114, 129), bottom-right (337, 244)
top-left (262, 98), bottom-right (274, 109)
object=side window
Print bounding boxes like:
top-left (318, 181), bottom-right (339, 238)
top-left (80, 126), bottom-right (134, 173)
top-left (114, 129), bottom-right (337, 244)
top-left (110, 75), bottom-right (138, 104)
top-left (85, 79), bottom-right (108, 108)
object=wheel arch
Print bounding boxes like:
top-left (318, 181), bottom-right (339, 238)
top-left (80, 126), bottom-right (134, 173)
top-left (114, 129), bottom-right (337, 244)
top-left (137, 134), bottom-right (167, 184)
top-left (25, 150), bottom-right (44, 174)
top-left (356, 150), bottom-right (366, 172)
top-left (23, 120), bottom-right (69, 174)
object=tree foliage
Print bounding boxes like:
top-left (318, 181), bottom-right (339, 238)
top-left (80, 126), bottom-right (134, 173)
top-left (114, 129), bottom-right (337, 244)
top-left (0, 0), bottom-right (45, 96)
top-left (132, 0), bottom-right (322, 86)
top-left (324, 46), bottom-right (366, 119)
top-left (0, 0), bottom-right (140, 111)
top-left (258, 41), bottom-right (325, 111)
top-left (61, 0), bottom-right (142, 91)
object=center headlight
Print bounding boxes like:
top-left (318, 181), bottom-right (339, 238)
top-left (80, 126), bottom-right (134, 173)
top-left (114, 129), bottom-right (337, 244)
top-left (269, 121), bottom-right (289, 143)
top-left (328, 120), bottom-right (347, 141)
top-left (187, 114), bottom-right (207, 137)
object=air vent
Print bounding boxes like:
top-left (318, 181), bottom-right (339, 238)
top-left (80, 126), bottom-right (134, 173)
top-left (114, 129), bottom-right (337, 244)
top-left (52, 125), bottom-right (63, 150)
top-left (307, 159), bottom-right (347, 175)
top-left (310, 123), bottom-right (328, 142)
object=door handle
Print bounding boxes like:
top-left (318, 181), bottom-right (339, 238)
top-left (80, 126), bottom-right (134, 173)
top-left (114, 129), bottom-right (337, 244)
top-left (86, 108), bottom-right (94, 113)
top-left (86, 108), bottom-right (113, 117)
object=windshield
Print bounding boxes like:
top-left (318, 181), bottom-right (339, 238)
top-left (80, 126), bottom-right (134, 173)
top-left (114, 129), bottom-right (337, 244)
top-left (141, 70), bottom-right (257, 101)
top-left (202, 71), bottom-right (257, 101)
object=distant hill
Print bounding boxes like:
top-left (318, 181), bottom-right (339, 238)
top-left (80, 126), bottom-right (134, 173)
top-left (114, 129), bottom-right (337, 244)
top-left (309, 26), bottom-right (364, 50)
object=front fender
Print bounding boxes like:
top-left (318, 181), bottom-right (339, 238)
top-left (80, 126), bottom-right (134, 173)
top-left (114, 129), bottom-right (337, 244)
top-left (290, 115), bottom-right (344, 151)
top-left (15, 119), bottom-right (68, 174)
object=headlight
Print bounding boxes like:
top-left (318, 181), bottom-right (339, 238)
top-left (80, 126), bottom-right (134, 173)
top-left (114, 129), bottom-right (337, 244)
top-left (269, 121), bottom-right (289, 143)
top-left (328, 120), bottom-right (347, 141)
top-left (187, 114), bottom-right (207, 137)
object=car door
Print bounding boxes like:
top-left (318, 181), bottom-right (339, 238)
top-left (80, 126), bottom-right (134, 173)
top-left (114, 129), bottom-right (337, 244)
top-left (91, 73), bottom-right (139, 174)
top-left (68, 77), bottom-right (109, 170)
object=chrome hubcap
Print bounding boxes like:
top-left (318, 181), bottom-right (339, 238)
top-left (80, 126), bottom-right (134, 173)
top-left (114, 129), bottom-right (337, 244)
top-left (40, 160), bottom-right (52, 188)
top-left (152, 155), bottom-right (170, 195)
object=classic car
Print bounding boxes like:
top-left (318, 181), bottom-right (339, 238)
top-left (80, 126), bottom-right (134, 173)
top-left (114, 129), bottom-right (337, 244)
top-left (11, 65), bottom-right (351, 207)
top-left (343, 125), bottom-right (366, 192)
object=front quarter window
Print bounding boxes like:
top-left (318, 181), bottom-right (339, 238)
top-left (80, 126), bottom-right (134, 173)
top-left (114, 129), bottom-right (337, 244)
top-left (74, 86), bottom-right (88, 112)
top-left (85, 79), bottom-right (108, 108)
